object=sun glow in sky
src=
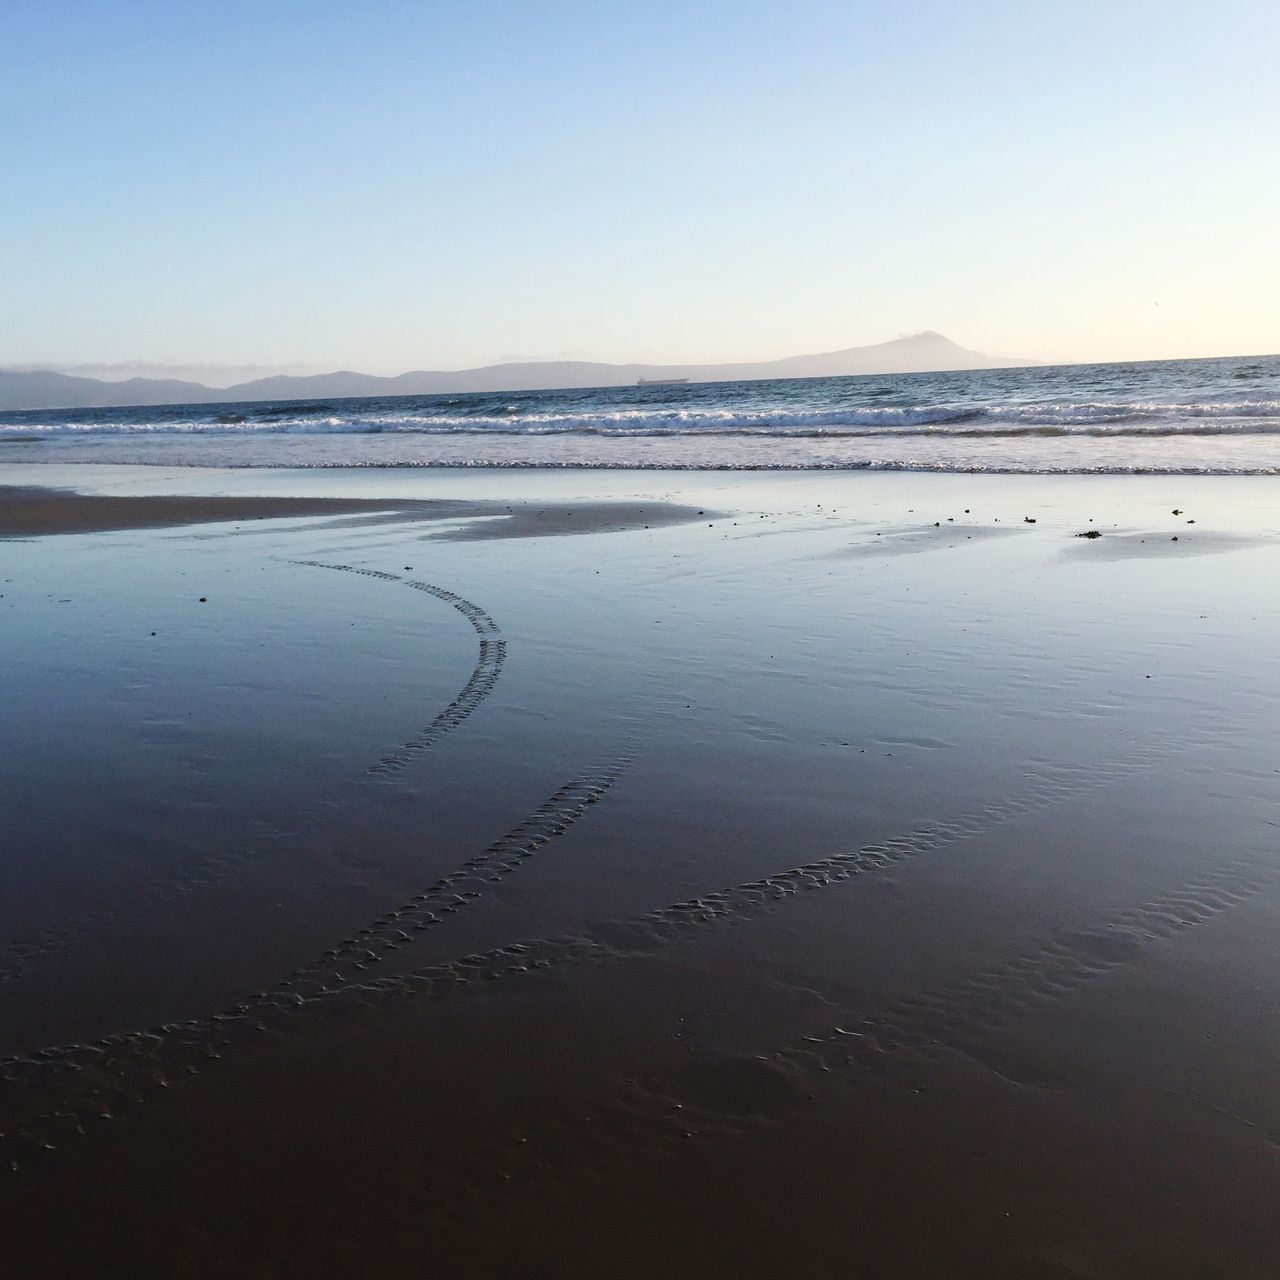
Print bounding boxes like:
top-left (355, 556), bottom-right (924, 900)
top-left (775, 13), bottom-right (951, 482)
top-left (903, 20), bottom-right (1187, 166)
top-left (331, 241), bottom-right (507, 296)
top-left (3, 0), bottom-right (1277, 377)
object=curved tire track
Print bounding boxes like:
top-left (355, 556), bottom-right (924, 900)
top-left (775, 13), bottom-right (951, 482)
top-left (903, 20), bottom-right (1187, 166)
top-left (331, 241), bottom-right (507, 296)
top-left (0, 725), bottom-right (1261, 1180)
top-left (770, 858), bottom-right (1280, 1084)
top-left (0, 560), bottom-right (505, 993)
top-left (0, 755), bottom-right (634, 1173)
top-left (0, 720), bottom-right (1215, 1177)
top-left (16, 725), bottom-right (1206, 1032)
top-left (417, 853), bottom-right (1280, 1218)
top-left (268, 754), bottom-right (635, 997)
top-left (289, 561), bottom-right (506, 776)
top-left (288, 727), bottom-right (1226, 1010)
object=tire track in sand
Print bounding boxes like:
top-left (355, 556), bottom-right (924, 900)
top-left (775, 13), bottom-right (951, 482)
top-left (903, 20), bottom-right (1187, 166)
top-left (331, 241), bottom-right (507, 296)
top-left (269, 725), bottom-right (1225, 1011)
top-left (0, 712), bottom-right (1227, 1085)
top-left (288, 561), bottom-right (506, 777)
top-left (0, 722), bottom-right (1213, 1178)
top-left (267, 755), bottom-right (635, 996)
top-left (0, 754), bottom-right (634, 1173)
top-left (0, 561), bottom-right (504, 994)
top-left (766, 858), bottom-right (1280, 1087)
top-left (405, 853), bottom-right (1280, 1220)
top-left (0, 723), bottom-right (1252, 1177)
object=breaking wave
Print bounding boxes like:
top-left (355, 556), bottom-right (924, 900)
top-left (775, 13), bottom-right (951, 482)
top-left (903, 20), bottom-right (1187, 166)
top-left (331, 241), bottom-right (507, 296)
top-left (3, 355), bottom-right (1278, 473)
top-left (6, 400), bottom-right (1280, 438)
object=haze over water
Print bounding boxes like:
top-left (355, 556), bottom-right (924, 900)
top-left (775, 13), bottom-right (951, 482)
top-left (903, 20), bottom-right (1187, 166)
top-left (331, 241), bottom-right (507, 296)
top-left (4, 355), bottom-right (1279, 474)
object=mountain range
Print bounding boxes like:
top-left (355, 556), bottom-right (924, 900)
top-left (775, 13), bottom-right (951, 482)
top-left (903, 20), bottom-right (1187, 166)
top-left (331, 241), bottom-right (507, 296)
top-left (0, 332), bottom-right (1031, 411)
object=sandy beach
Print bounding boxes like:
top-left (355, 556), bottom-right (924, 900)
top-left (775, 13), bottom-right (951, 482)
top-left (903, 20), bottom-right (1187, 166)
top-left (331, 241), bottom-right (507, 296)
top-left (1, 464), bottom-right (1278, 1278)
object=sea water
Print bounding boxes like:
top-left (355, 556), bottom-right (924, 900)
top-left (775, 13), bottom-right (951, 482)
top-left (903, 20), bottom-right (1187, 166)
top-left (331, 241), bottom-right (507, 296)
top-left (2, 354), bottom-right (1278, 473)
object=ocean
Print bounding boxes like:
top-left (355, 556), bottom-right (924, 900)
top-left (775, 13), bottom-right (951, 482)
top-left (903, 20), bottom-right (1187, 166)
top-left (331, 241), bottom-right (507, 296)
top-left (2, 354), bottom-right (1278, 473)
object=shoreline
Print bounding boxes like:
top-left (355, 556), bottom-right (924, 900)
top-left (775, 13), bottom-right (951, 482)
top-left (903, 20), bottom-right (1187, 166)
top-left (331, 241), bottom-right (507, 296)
top-left (3, 465), bottom-right (1277, 550)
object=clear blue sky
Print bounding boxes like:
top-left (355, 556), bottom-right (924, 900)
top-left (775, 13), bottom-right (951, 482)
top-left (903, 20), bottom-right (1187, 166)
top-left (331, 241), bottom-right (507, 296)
top-left (3, 0), bottom-right (1277, 380)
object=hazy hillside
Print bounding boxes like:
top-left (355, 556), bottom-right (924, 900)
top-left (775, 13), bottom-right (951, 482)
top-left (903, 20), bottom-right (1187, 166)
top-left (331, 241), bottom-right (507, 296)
top-left (0, 370), bottom-right (214, 411)
top-left (0, 332), bottom-right (1031, 411)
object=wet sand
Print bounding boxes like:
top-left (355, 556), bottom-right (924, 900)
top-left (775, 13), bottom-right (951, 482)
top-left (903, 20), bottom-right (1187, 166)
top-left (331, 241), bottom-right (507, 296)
top-left (0, 484), bottom-right (710, 541)
top-left (1, 466), bottom-right (1278, 1278)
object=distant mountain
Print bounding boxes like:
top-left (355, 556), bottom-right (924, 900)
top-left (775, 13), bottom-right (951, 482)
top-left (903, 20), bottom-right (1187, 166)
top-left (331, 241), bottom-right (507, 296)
top-left (0, 333), bottom-right (1032, 411)
top-left (0, 369), bottom-right (216, 411)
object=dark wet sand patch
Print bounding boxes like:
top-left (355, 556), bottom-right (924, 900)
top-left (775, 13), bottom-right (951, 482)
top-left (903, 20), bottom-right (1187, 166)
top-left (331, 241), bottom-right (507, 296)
top-left (0, 485), bottom-right (713, 540)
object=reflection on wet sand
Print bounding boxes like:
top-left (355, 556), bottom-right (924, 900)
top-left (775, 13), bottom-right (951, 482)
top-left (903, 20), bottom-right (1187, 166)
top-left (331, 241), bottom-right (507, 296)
top-left (1, 468), bottom-right (1279, 1277)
